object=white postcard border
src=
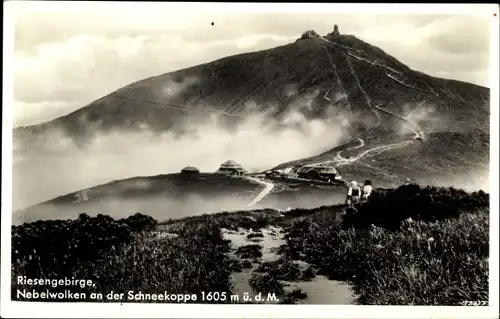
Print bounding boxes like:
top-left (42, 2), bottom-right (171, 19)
top-left (2, 2), bottom-right (499, 318)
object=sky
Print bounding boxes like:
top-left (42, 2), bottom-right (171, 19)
top-left (7, 2), bottom-right (494, 127)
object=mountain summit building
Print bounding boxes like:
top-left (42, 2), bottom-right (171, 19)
top-left (332, 24), bottom-right (340, 35)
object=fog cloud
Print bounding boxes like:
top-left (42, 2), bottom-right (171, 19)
top-left (13, 102), bottom-right (348, 210)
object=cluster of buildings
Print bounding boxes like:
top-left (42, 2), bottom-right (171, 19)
top-left (264, 164), bottom-right (342, 184)
top-left (180, 160), bottom-right (248, 177)
top-left (180, 160), bottom-right (343, 184)
top-left (296, 25), bottom-right (341, 42)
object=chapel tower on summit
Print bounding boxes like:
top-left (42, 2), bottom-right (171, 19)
top-left (332, 24), bottom-right (340, 35)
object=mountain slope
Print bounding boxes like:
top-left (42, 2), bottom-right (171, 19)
top-left (13, 173), bottom-right (266, 224)
top-left (274, 131), bottom-right (489, 190)
top-left (12, 29), bottom-right (490, 212)
top-left (14, 32), bottom-right (489, 144)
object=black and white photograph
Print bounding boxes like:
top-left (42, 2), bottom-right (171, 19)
top-left (2, 2), bottom-right (499, 318)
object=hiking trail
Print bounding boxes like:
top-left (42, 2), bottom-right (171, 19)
top-left (245, 177), bottom-right (275, 206)
top-left (309, 36), bottom-right (427, 171)
top-left (313, 138), bottom-right (413, 168)
top-left (374, 104), bottom-right (425, 139)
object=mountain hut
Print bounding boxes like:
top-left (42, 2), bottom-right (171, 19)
top-left (216, 160), bottom-right (247, 176)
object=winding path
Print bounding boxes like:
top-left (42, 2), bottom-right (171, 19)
top-left (350, 138), bottom-right (365, 150)
top-left (319, 36), bottom-right (403, 81)
top-left (314, 138), bottom-right (412, 168)
top-left (309, 36), bottom-right (428, 171)
top-left (112, 95), bottom-right (247, 121)
top-left (320, 37), bottom-right (380, 125)
top-left (384, 73), bottom-right (438, 97)
top-left (374, 104), bottom-right (424, 139)
top-left (346, 52), bottom-right (402, 75)
top-left (319, 36), bottom-right (430, 140)
top-left (245, 177), bottom-right (275, 207)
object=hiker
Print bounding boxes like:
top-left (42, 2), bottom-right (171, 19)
top-left (345, 180), bottom-right (361, 207)
top-left (361, 180), bottom-right (373, 201)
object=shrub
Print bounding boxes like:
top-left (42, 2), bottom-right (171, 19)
top-left (287, 288), bottom-right (308, 300)
top-left (12, 213), bottom-right (137, 280)
top-left (282, 184), bottom-right (490, 305)
top-left (343, 184), bottom-right (489, 229)
top-left (247, 232), bottom-right (264, 239)
top-left (119, 213), bottom-right (157, 232)
top-left (11, 213), bottom-right (232, 303)
top-left (235, 245), bottom-right (263, 259)
top-left (278, 289), bottom-right (308, 304)
top-left (255, 258), bottom-right (302, 281)
top-left (249, 273), bottom-right (285, 296)
top-left (240, 259), bottom-right (253, 269)
top-left (300, 266), bottom-right (316, 281)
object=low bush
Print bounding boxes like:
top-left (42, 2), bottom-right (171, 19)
top-left (278, 289), bottom-right (308, 304)
top-left (247, 232), bottom-right (264, 239)
top-left (249, 273), bottom-right (285, 296)
top-left (235, 245), bottom-right (262, 259)
top-left (284, 185), bottom-right (490, 305)
top-left (255, 258), bottom-right (302, 281)
top-left (344, 184), bottom-right (489, 229)
top-left (11, 213), bottom-right (232, 303)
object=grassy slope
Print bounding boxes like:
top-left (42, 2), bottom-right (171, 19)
top-left (15, 173), bottom-right (264, 224)
top-left (11, 184), bottom-right (490, 305)
top-left (274, 131), bottom-right (489, 189)
top-left (50, 173), bottom-right (264, 203)
top-left (13, 34), bottom-right (489, 142)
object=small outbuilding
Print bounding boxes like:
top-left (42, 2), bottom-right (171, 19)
top-left (181, 166), bottom-right (200, 175)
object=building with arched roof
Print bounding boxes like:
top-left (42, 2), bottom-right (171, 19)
top-left (216, 160), bottom-right (248, 176)
top-left (181, 166), bottom-right (200, 175)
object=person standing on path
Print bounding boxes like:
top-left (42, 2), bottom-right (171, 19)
top-left (345, 180), bottom-right (361, 207)
top-left (361, 180), bottom-right (373, 202)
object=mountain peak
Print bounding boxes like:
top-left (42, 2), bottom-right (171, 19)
top-left (14, 29), bottom-right (489, 144)
top-left (296, 24), bottom-right (341, 42)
